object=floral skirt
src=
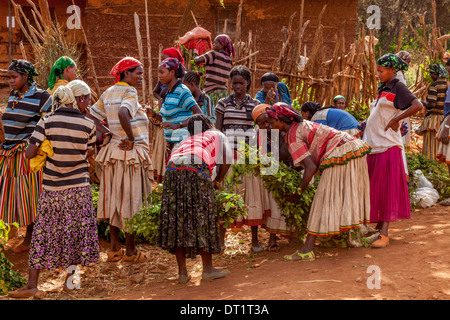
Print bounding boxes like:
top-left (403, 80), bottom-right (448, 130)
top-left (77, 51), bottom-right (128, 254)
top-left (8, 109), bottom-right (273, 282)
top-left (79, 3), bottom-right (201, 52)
top-left (28, 186), bottom-right (99, 270)
top-left (157, 161), bottom-right (221, 258)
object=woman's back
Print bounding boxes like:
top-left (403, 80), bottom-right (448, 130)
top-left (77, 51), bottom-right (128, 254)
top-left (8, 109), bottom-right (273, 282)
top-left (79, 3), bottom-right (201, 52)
top-left (29, 106), bottom-right (95, 191)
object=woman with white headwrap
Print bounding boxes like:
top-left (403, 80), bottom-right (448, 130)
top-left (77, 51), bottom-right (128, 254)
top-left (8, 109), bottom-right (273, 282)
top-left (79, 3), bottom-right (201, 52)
top-left (9, 81), bottom-right (99, 298)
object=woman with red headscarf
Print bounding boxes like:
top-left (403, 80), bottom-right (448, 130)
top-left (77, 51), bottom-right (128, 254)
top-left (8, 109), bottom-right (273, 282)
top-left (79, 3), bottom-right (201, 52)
top-left (88, 57), bottom-right (154, 263)
top-left (266, 103), bottom-right (372, 262)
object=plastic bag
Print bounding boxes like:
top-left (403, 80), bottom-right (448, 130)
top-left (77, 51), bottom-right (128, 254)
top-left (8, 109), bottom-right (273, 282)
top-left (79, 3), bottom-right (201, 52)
top-left (415, 169), bottom-right (434, 189)
top-left (30, 139), bottom-right (54, 172)
top-left (411, 187), bottom-right (440, 208)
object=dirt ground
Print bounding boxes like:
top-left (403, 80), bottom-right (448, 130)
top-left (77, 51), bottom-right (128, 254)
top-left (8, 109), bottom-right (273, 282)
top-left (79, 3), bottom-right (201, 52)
top-left (1, 203), bottom-right (449, 301)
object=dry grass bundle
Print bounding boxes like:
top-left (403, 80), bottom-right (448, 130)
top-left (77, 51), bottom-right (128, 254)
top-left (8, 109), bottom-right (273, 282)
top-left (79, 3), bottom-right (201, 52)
top-left (11, 0), bottom-right (90, 94)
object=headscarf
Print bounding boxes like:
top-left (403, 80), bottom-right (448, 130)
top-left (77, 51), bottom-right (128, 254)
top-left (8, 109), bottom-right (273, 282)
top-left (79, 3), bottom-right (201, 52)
top-left (159, 58), bottom-right (185, 78)
top-left (66, 80), bottom-right (90, 98)
top-left (260, 72), bottom-right (279, 84)
top-left (333, 95), bottom-right (346, 102)
top-left (396, 51), bottom-right (411, 64)
top-left (377, 53), bottom-right (409, 72)
top-left (48, 56), bottom-right (76, 90)
top-left (429, 63), bottom-right (449, 78)
top-left (52, 85), bottom-right (76, 110)
top-left (161, 47), bottom-right (184, 65)
top-left (110, 57), bottom-right (142, 84)
top-left (252, 104), bottom-right (270, 121)
top-left (215, 34), bottom-right (235, 58)
top-left (8, 59), bottom-right (38, 87)
top-left (266, 102), bottom-right (303, 123)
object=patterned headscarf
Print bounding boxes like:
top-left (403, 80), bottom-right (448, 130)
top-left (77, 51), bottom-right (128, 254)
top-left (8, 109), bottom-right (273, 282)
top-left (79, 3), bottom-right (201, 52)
top-left (159, 58), bottom-right (185, 78)
top-left (429, 63), bottom-right (449, 78)
top-left (110, 57), bottom-right (142, 84)
top-left (377, 53), bottom-right (409, 72)
top-left (252, 104), bottom-right (270, 122)
top-left (8, 59), bottom-right (38, 87)
top-left (215, 34), bottom-right (235, 58)
top-left (48, 56), bottom-right (76, 90)
top-left (161, 47), bottom-right (184, 65)
top-left (266, 102), bottom-right (303, 123)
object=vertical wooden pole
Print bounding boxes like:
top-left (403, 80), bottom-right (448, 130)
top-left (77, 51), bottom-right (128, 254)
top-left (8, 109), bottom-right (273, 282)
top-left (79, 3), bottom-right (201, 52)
top-left (134, 12), bottom-right (147, 104)
top-left (145, 0), bottom-right (153, 107)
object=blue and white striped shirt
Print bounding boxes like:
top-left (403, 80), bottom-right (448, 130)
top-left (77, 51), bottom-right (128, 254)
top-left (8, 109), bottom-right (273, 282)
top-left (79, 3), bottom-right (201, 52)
top-left (2, 84), bottom-right (52, 149)
top-left (160, 81), bottom-right (197, 143)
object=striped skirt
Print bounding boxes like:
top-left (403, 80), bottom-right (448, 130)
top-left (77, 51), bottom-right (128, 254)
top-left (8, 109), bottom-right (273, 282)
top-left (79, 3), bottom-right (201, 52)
top-left (421, 114), bottom-right (444, 160)
top-left (0, 142), bottom-right (42, 226)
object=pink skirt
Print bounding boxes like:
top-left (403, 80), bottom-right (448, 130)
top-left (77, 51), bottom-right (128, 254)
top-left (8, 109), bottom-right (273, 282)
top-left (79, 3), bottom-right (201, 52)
top-left (367, 146), bottom-right (410, 223)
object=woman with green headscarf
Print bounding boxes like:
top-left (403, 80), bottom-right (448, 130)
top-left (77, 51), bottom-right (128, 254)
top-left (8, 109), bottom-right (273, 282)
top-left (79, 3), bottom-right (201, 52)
top-left (362, 53), bottom-right (423, 249)
top-left (419, 62), bottom-right (449, 160)
top-left (47, 56), bottom-right (77, 95)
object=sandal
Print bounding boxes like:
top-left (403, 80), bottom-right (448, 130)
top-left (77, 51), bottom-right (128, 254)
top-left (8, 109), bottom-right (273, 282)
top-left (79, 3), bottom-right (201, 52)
top-left (371, 235), bottom-right (389, 248)
top-left (284, 250), bottom-right (315, 262)
top-left (122, 250), bottom-right (151, 263)
top-left (178, 274), bottom-right (191, 284)
top-left (202, 269), bottom-right (230, 281)
top-left (8, 288), bottom-right (38, 298)
top-left (106, 249), bottom-right (124, 262)
top-left (267, 243), bottom-right (280, 252)
top-left (12, 243), bottom-right (30, 254)
top-left (320, 237), bottom-right (348, 248)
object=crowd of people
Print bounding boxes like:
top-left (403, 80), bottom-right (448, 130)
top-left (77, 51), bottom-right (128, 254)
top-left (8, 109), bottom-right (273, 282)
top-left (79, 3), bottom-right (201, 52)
top-left (1, 33), bottom-right (449, 297)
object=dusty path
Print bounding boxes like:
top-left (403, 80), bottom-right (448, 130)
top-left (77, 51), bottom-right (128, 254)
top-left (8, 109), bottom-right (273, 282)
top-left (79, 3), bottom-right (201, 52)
top-left (1, 205), bottom-right (449, 301)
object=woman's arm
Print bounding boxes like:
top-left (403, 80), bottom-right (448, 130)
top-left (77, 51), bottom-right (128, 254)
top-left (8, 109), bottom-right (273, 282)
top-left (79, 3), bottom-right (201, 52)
top-left (385, 99), bottom-right (423, 131)
top-left (298, 156), bottom-right (317, 192)
top-left (194, 56), bottom-right (206, 65)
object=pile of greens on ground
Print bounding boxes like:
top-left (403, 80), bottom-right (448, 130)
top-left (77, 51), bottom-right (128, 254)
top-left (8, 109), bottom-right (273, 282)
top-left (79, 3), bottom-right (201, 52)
top-left (0, 221), bottom-right (27, 295)
top-left (226, 149), bottom-right (317, 241)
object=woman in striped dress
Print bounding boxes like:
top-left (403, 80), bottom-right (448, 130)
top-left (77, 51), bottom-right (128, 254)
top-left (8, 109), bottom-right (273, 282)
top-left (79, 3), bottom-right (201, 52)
top-left (89, 57), bottom-right (154, 263)
top-left (8, 81), bottom-right (99, 298)
top-left (1, 60), bottom-right (52, 253)
top-left (420, 63), bottom-right (449, 160)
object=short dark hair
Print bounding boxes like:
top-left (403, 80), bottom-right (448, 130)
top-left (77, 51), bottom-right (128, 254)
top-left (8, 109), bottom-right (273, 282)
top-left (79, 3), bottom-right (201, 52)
top-left (183, 71), bottom-right (204, 86)
top-left (187, 113), bottom-right (213, 136)
top-left (230, 65), bottom-right (252, 91)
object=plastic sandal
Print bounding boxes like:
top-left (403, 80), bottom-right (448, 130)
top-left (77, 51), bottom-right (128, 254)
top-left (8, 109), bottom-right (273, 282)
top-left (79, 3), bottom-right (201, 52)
top-left (106, 249), bottom-right (124, 262)
top-left (122, 250), bottom-right (151, 263)
top-left (8, 288), bottom-right (38, 298)
top-left (178, 274), bottom-right (191, 284)
top-left (12, 243), bottom-right (30, 254)
top-left (202, 269), bottom-right (230, 281)
top-left (284, 250), bottom-right (315, 262)
top-left (320, 237), bottom-right (348, 248)
top-left (267, 243), bottom-right (280, 252)
top-left (371, 235), bottom-right (389, 248)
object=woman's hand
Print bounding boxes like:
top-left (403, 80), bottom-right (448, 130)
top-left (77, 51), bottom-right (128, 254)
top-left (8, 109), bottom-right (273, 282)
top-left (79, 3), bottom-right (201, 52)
top-left (384, 119), bottom-right (401, 132)
top-left (437, 126), bottom-right (449, 145)
top-left (144, 105), bottom-right (156, 118)
top-left (265, 88), bottom-right (277, 104)
top-left (100, 133), bottom-right (112, 147)
top-left (161, 122), bottom-right (181, 130)
top-left (119, 138), bottom-right (134, 151)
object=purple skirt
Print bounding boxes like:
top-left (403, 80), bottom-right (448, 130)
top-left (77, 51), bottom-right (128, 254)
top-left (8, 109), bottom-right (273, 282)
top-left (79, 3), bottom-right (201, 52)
top-left (367, 146), bottom-right (410, 223)
top-left (28, 186), bottom-right (99, 270)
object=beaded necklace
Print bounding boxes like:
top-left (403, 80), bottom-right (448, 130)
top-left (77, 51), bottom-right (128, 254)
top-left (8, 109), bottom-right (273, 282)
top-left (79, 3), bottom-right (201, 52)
top-left (232, 94), bottom-right (247, 109)
top-left (11, 89), bottom-right (29, 109)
